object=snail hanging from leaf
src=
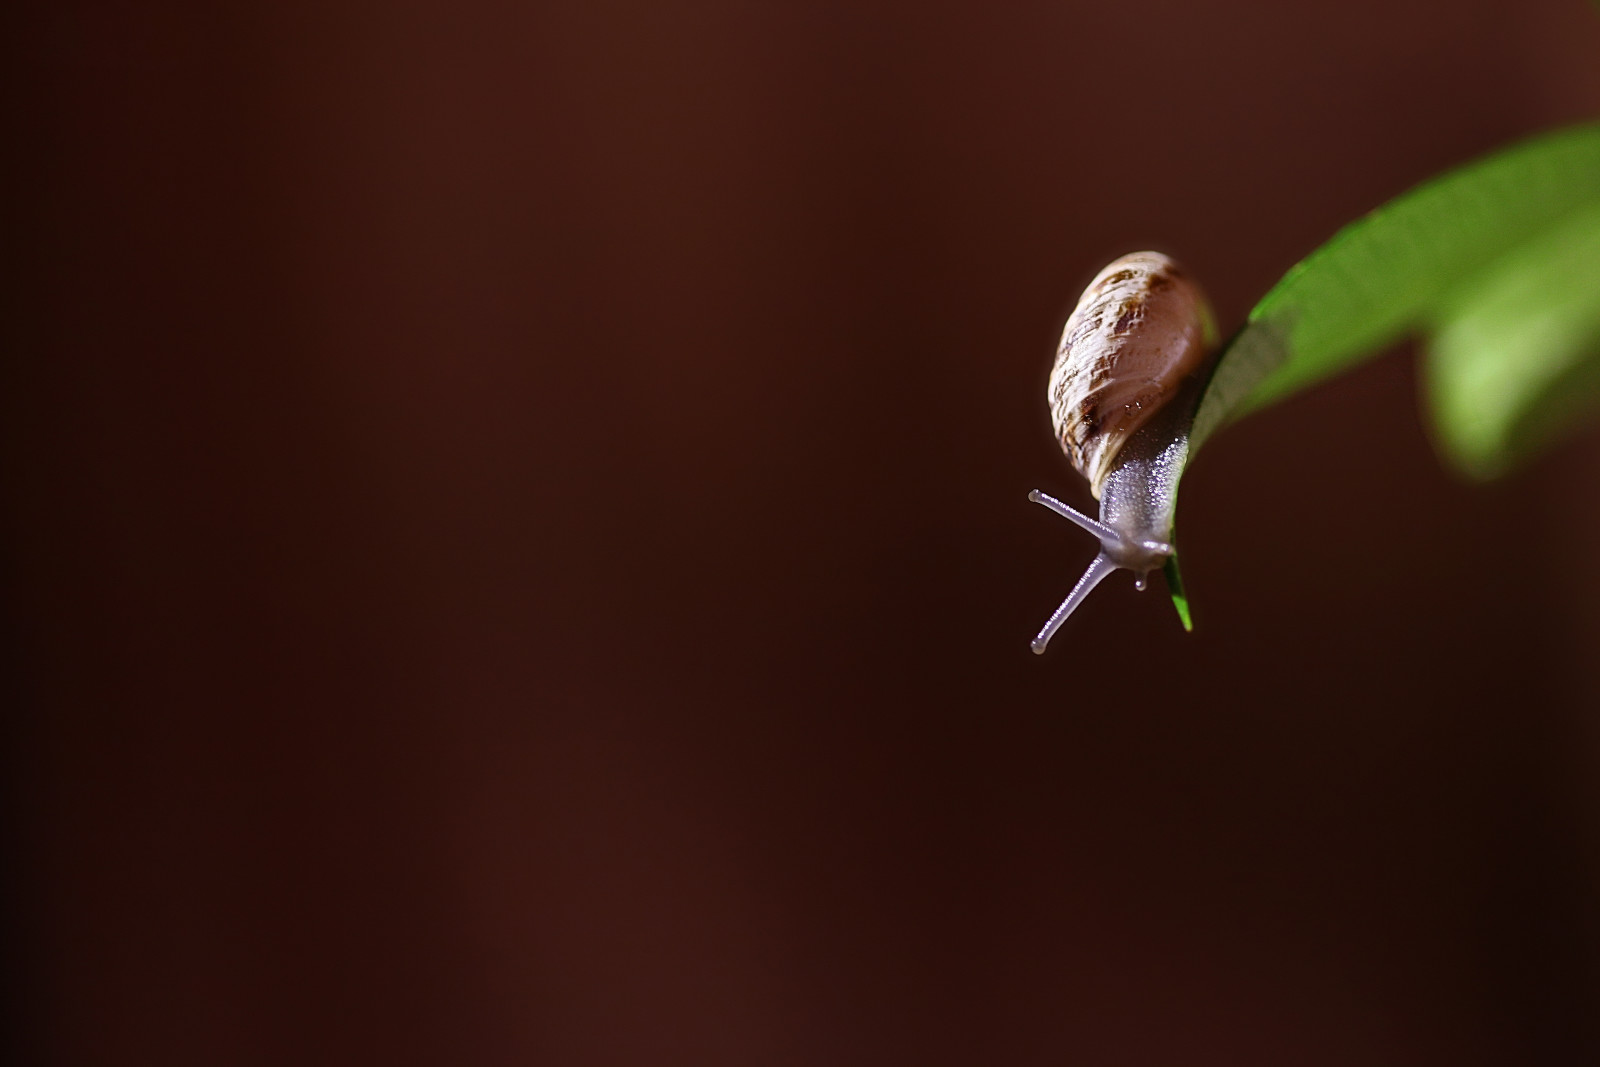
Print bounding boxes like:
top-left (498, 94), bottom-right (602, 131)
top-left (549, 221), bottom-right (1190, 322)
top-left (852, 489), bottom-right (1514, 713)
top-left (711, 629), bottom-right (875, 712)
top-left (1026, 127), bottom-right (1600, 654)
top-left (1029, 252), bottom-right (1221, 654)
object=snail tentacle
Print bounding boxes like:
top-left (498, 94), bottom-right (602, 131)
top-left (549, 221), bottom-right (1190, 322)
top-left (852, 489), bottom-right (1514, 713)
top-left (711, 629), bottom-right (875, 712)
top-left (1030, 553), bottom-right (1119, 655)
top-left (1026, 489), bottom-right (1120, 545)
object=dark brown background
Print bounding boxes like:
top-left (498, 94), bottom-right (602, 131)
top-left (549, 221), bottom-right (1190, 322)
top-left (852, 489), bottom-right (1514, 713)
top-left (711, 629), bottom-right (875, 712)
top-left (7, 1), bottom-right (1600, 1064)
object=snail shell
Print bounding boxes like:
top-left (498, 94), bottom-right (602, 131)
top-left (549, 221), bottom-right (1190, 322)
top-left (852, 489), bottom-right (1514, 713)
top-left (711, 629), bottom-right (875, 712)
top-left (1048, 252), bottom-right (1218, 498)
top-left (1029, 251), bottom-right (1221, 653)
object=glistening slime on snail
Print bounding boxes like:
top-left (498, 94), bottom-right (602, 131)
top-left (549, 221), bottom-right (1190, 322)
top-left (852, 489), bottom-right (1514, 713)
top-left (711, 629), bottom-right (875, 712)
top-left (1030, 252), bottom-right (1221, 654)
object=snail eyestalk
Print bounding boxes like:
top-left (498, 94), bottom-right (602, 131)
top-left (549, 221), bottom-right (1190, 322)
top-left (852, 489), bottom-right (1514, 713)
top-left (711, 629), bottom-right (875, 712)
top-left (1029, 489), bottom-right (1175, 571)
top-left (1030, 553), bottom-right (1118, 655)
top-left (1026, 490), bottom-right (1119, 545)
top-left (1028, 488), bottom-right (1176, 653)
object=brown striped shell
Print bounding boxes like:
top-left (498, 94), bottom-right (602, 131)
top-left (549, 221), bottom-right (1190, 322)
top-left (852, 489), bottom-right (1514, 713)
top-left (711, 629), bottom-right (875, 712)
top-left (1048, 252), bottom-right (1219, 497)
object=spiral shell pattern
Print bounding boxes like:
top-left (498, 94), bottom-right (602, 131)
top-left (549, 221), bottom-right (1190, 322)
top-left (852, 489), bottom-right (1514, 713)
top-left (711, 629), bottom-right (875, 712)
top-left (1048, 252), bottom-right (1218, 497)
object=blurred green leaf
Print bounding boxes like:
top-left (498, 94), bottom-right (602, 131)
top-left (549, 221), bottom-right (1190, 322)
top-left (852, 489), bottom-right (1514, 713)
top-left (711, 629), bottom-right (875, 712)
top-left (1102, 123), bottom-right (1600, 630)
top-left (1426, 201), bottom-right (1600, 477)
top-left (1192, 123), bottom-right (1600, 464)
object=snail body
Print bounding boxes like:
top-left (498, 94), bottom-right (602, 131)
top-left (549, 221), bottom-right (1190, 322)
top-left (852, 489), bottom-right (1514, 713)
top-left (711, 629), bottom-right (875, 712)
top-left (1030, 252), bottom-right (1221, 654)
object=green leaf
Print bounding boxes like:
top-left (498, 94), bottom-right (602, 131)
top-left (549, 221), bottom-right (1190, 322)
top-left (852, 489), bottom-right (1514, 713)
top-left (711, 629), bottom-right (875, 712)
top-left (1163, 553), bottom-right (1193, 631)
top-left (1425, 200), bottom-right (1600, 478)
top-left (1092, 123), bottom-right (1600, 633)
top-left (1192, 123), bottom-right (1600, 454)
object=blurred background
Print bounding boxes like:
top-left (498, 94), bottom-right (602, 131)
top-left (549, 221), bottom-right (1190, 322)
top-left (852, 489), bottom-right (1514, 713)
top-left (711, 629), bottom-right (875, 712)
top-left (7, 0), bottom-right (1600, 1063)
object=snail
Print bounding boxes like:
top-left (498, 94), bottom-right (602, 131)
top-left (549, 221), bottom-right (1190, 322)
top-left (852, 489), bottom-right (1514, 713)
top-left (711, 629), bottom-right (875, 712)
top-left (1030, 251), bottom-right (1221, 654)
